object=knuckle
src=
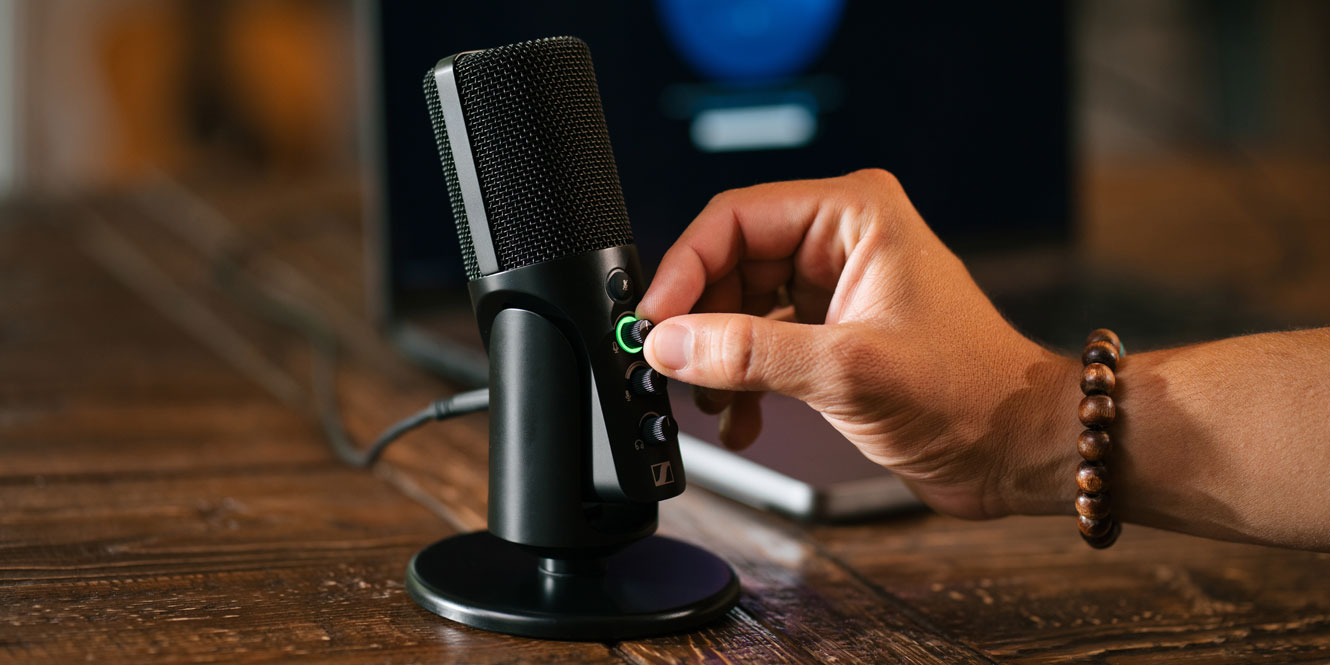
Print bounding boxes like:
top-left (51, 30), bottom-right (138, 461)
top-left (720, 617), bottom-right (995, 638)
top-left (705, 188), bottom-right (737, 210)
top-left (714, 317), bottom-right (761, 386)
top-left (849, 167), bottom-right (902, 192)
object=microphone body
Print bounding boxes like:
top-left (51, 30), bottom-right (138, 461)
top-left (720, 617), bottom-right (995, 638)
top-left (424, 37), bottom-right (682, 554)
top-left (407, 36), bottom-right (736, 640)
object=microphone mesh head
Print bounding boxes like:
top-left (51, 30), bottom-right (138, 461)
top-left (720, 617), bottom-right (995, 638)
top-left (425, 36), bottom-right (633, 280)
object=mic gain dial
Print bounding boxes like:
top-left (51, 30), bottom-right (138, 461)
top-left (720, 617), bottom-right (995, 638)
top-left (628, 364), bottom-right (666, 396)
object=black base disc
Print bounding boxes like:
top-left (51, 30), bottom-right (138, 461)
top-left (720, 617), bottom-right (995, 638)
top-left (405, 532), bottom-right (740, 641)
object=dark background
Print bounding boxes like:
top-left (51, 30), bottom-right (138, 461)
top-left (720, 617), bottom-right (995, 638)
top-left (7, 0), bottom-right (1330, 349)
top-left (376, 1), bottom-right (1070, 295)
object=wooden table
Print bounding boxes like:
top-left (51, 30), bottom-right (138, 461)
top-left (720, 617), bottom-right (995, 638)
top-left (4, 181), bottom-right (1330, 664)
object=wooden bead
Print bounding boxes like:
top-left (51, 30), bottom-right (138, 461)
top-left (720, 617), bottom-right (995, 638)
top-left (1081, 519), bottom-right (1122, 549)
top-left (1075, 491), bottom-right (1110, 519)
top-left (1081, 340), bottom-right (1119, 370)
top-left (1078, 515), bottom-right (1112, 538)
top-left (1085, 328), bottom-right (1121, 352)
top-left (1076, 461), bottom-right (1109, 493)
top-left (1077, 429), bottom-right (1112, 462)
top-left (1076, 329), bottom-right (1123, 549)
top-left (1080, 362), bottom-right (1115, 395)
top-left (1078, 394), bottom-right (1116, 429)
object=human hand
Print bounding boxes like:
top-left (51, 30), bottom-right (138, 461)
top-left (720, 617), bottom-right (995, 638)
top-left (637, 170), bottom-right (1078, 520)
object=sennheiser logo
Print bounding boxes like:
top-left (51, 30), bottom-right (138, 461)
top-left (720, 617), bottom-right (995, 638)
top-left (650, 461), bottom-right (674, 487)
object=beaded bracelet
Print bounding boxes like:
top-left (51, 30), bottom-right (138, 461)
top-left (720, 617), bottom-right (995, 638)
top-left (1076, 328), bottom-right (1123, 549)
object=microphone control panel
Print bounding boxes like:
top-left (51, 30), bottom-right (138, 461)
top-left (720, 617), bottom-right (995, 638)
top-left (594, 298), bottom-right (685, 501)
top-left (467, 245), bottom-right (686, 504)
top-left (587, 252), bottom-right (686, 503)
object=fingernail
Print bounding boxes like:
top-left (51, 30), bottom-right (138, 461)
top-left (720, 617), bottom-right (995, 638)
top-left (649, 323), bottom-right (690, 371)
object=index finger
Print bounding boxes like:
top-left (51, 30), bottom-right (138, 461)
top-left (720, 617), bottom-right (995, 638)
top-left (636, 177), bottom-right (851, 323)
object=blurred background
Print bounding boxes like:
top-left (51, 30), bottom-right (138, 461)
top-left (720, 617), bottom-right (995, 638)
top-left (2, 0), bottom-right (1328, 351)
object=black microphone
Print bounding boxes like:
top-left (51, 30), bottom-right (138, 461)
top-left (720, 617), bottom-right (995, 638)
top-left (405, 36), bottom-right (738, 641)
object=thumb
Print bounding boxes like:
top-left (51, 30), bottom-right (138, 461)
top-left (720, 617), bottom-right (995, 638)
top-left (644, 313), bottom-right (832, 400)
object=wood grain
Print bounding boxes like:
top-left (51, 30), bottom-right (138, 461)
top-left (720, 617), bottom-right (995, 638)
top-left (812, 514), bottom-right (1330, 663)
top-left (0, 215), bottom-right (620, 664)
top-left (3, 180), bottom-right (1330, 664)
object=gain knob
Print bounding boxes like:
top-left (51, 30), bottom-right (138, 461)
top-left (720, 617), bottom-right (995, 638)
top-left (629, 365), bottom-right (666, 396)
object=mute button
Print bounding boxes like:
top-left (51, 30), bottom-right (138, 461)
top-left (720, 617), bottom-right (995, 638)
top-left (606, 268), bottom-right (632, 302)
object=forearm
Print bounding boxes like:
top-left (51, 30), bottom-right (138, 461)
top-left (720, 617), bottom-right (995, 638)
top-left (1006, 328), bottom-right (1330, 551)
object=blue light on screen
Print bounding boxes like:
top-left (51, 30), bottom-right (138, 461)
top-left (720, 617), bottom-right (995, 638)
top-left (654, 0), bottom-right (845, 84)
top-left (655, 0), bottom-right (844, 152)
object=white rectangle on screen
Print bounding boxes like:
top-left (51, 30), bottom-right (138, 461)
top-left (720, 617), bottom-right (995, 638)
top-left (690, 103), bottom-right (816, 153)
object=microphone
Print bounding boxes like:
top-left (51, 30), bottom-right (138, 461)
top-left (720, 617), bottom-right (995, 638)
top-left (405, 36), bottom-right (738, 641)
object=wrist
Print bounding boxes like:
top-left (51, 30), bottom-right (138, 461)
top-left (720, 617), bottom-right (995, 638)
top-left (989, 348), bottom-right (1083, 518)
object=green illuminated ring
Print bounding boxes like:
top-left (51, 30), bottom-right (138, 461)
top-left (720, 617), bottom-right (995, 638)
top-left (615, 315), bottom-right (642, 353)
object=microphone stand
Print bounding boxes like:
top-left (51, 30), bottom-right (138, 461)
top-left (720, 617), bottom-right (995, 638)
top-left (404, 251), bottom-right (740, 641)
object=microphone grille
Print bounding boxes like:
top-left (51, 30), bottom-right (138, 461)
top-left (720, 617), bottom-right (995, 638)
top-left (426, 36), bottom-right (633, 280)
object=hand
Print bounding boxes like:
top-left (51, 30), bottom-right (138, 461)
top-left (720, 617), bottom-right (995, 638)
top-left (637, 170), bottom-right (1078, 520)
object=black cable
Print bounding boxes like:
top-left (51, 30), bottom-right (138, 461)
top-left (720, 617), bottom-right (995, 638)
top-left (199, 233), bottom-right (488, 468)
top-left (315, 366), bottom-right (489, 468)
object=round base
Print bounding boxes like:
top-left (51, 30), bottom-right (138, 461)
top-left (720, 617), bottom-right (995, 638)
top-left (405, 532), bottom-right (740, 641)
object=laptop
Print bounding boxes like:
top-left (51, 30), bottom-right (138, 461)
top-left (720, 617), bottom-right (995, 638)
top-left (355, 0), bottom-right (1070, 520)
